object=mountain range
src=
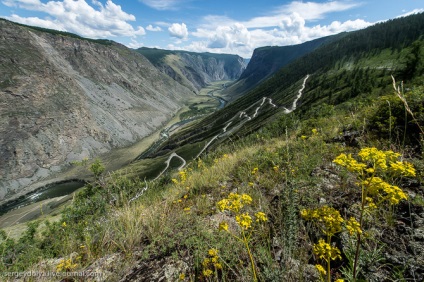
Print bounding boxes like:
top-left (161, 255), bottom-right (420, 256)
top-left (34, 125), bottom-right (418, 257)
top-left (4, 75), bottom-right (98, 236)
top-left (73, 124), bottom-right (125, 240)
top-left (0, 12), bottom-right (424, 281)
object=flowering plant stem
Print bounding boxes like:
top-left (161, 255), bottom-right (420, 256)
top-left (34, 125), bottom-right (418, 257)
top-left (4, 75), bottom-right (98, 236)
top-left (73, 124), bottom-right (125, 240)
top-left (241, 231), bottom-right (258, 282)
top-left (353, 171), bottom-right (369, 281)
top-left (352, 184), bottom-right (365, 281)
top-left (228, 230), bottom-right (258, 282)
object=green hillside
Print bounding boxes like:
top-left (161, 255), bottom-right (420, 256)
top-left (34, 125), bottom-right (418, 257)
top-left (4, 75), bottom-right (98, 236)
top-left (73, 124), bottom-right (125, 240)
top-left (224, 34), bottom-right (343, 100)
top-left (1, 13), bottom-right (424, 281)
top-left (157, 12), bottom-right (424, 153)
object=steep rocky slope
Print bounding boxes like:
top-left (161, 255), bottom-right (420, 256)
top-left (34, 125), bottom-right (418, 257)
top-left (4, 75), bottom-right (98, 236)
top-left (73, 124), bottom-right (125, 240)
top-left (0, 19), bottom-right (194, 201)
top-left (136, 47), bottom-right (246, 93)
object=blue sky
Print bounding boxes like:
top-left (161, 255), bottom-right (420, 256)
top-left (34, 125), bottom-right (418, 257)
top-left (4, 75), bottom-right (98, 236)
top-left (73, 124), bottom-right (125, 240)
top-left (0, 0), bottom-right (422, 58)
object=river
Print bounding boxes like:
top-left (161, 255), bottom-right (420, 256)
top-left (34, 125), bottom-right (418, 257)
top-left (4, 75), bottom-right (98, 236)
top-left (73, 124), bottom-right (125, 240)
top-left (0, 180), bottom-right (85, 216)
top-left (0, 82), bottom-right (229, 218)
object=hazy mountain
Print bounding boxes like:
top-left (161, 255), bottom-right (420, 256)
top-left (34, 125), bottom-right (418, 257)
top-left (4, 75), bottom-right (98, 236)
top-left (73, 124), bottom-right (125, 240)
top-left (136, 47), bottom-right (246, 93)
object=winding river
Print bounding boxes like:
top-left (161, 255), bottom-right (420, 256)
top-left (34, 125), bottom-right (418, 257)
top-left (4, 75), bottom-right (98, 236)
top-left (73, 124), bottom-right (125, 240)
top-left (0, 82), bottom-right (228, 217)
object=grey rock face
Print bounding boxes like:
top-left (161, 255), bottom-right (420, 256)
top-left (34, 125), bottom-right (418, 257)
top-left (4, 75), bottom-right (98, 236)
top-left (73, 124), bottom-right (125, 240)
top-left (0, 20), bottom-right (194, 200)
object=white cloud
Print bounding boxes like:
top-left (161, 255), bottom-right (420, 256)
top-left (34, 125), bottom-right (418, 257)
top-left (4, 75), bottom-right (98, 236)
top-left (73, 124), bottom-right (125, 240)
top-left (138, 0), bottom-right (186, 10)
top-left (146, 24), bottom-right (162, 32)
top-left (207, 23), bottom-right (251, 49)
top-left (168, 22), bottom-right (188, 39)
top-left (281, 1), bottom-right (360, 21)
top-left (127, 38), bottom-right (144, 49)
top-left (2, 0), bottom-right (145, 38)
top-left (187, 1), bottom-right (372, 58)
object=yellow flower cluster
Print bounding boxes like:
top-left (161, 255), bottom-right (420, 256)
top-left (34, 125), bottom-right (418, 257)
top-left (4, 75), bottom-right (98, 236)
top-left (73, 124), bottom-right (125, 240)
top-left (334, 147), bottom-right (415, 177)
top-left (333, 153), bottom-right (366, 173)
top-left (251, 167), bottom-right (259, 175)
top-left (56, 257), bottom-right (78, 272)
top-left (315, 264), bottom-right (326, 275)
top-left (217, 193), bottom-right (252, 213)
top-left (219, 221), bottom-right (229, 231)
top-left (236, 213), bottom-right (253, 230)
top-left (255, 212), bottom-right (268, 222)
top-left (360, 177), bottom-right (407, 205)
top-left (301, 206), bottom-right (343, 236)
top-left (346, 217), bottom-right (362, 236)
top-left (172, 169), bottom-right (188, 184)
top-left (313, 238), bottom-right (341, 262)
top-left (389, 161), bottom-right (416, 177)
top-left (202, 248), bottom-right (222, 277)
top-left (217, 193), bottom-right (267, 232)
top-left (358, 147), bottom-right (391, 170)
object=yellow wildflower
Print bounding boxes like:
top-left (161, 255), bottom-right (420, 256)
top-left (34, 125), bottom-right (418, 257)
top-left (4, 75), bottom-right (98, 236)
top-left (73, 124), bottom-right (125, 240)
top-left (358, 147), bottom-right (388, 170)
top-left (183, 207), bottom-right (191, 212)
top-left (203, 269), bottom-right (213, 277)
top-left (208, 248), bottom-right (219, 257)
top-left (217, 198), bottom-right (229, 211)
top-left (61, 222), bottom-right (67, 228)
top-left (214, 262), bottom-right (222, 269)
top-left (179, 273), bottom-right (185, 280)
top-left (236, 213), bottom-right (253, 230)
top-left (301, 135), bottom-right (307, 140)
top-left (333, 153), bottom-right (366, 173)
top-left (315, 264), bottom-right (326, 275)
top-left (346, 217), bottom-right (362, 236)
top-left (301, 206), bottom-right (343, 236)
top-left (312, 128), bottom-right (318, 135)
top-left (389, 161), bottom-right (416, 177)
top-left (255, 211), bottom-right (268, 222)
top-left (219, 221), bottom-right (229, 231)
top-left (241, 193), bottom-right (252, 205)
top-left (313, 238), bottom-right (341, 262)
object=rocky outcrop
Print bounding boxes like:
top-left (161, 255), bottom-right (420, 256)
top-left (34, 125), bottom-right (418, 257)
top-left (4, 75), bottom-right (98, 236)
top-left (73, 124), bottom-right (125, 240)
top-left (0, 19), bottom-right (194, 201)
top-left (136, 48), bottom-right (246, 93)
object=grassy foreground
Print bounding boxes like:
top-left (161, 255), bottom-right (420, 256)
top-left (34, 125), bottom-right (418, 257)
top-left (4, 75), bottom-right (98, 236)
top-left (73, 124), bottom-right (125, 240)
top-left (1, 81), bottom-right (423, 282)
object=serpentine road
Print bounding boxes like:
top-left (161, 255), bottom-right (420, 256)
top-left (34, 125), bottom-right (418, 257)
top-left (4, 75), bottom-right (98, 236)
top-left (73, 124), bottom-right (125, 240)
top-left (130, 74), bottom-right (310, 202)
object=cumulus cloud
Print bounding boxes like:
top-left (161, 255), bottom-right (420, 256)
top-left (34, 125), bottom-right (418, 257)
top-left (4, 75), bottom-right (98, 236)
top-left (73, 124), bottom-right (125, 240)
top-left (187, 1), bottom-right (372, 57)
top-left (2, 0), bottom-right (145, 38)
top-left (168, 22), bottom-right (188, 39)
top-left (127, 38), bottom-right (144, 49)
top-left (146, 24), bottom-right (162, 32)
top-left (206, 23), bottom-right (251, 49)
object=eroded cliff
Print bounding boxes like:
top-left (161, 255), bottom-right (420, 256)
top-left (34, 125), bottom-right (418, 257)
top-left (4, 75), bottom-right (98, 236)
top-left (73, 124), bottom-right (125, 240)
top-left (0, 19), bottom-right (194, 200)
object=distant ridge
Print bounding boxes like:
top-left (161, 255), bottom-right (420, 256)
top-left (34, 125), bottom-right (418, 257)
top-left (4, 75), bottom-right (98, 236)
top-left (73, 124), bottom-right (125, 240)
top-left (136, 47), bottom-right (246, 93)
top-left (224, 34), bottom-right (343, 100)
